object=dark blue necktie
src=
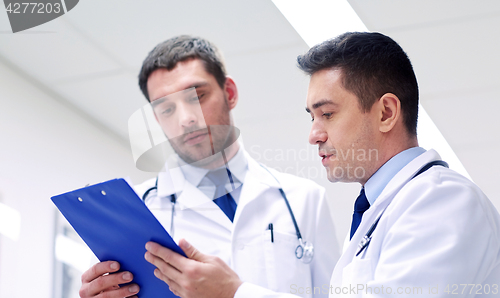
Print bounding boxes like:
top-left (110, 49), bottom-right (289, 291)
top-left (350, 188), bottom-right (370, 240)
top-left (206, 168), bottom-right (237, 222)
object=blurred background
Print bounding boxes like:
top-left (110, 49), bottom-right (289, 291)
top-left (0, 0), bottom-right (499, 297)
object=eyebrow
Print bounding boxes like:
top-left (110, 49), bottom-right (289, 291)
top-left (305, 99), bottom-right (337, 113)
top-left (183, 82), bottom-right (208, 92)
top-left (151, 82), bottom-right (209, 103)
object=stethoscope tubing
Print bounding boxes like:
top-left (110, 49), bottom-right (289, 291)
top-left (355, 160), bottom-right (449, 257)
top-left (141, 164), bottom-right (314, 263)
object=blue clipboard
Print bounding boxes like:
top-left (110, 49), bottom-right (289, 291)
top-left (51, 178), bottom-right (185, 298)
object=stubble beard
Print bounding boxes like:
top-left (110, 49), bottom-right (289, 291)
top-left (325, 117), bottom-right (375, 184)
top-left (169, 98), bottom-right (235, 167)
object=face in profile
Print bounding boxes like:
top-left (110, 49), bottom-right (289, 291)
top-left (147, 58), bottom-right (238, 167)
top-left (307, 68), bottom-right (378, 184)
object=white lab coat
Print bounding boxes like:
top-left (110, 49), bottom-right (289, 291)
top-left (329, 149), bottom-right (500, 297)
top-left (134, 150), bottom-right (340, 298)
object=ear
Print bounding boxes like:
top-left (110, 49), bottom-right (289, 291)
top-left (224, 76), bottom-right (239, 110)
top-left (377, 93), bottom-right (401, 133)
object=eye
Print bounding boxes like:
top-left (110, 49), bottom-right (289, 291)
top-left (191, 93), bottom-right (204, 102)
top-left (158, 104), bottom-right (175, 116)
top-left (323, 112), bottom-right (333, 119)
top-left (162, 107), bottom-right (173, 115)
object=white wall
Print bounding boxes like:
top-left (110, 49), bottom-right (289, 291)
top-left (0, 59), bottom-right (153, 298)
top-left (228, 44), bottom-right (359, 251)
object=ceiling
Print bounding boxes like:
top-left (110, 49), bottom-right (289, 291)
top-left (348, 0), bottom-right (500, 205)
top-left (0, 0), bottom-right (498, 206)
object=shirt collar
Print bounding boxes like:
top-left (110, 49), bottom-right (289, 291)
top-left (178, 147), bottom-right (248, 187)
top-left (218, 147), bottom-right (248, 184)
top-left (364, 147), bottom-right (426, 205)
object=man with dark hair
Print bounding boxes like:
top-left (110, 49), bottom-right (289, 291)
top-left (299, 32), bottom-right (419, 136)
top-left (301, 31), bottom-right (500, 296)
top-left (138, 36), bottom-right (228, 101)
top-left (78, 35), bottom-right (339, 298)
top-left (143, 32), bottom-right (500, 298)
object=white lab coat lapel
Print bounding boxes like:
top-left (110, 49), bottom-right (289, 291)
top-left (330, 149), bottom-right (441, 290)
top-left (157, 161), bottom-right (233, 231)
top-left (233, 154), bottom-right (280, 227)
top-left (155, 152), bottom-right (282, 235)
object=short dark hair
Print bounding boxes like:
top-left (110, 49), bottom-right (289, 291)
top-left (297, 32), bottom-right (419, 136)
top-left (138, 35), bottom-right (227, 101)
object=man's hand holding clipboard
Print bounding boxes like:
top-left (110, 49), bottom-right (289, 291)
top-left (51, 178), bottom-right (186, 298)
top-left (144, 239), bottom-right (242, 298)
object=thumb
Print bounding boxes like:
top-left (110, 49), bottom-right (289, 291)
top-left (179, 239), bottom-right (207, 262)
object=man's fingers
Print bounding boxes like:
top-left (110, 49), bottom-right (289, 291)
top-left (144, 251), bottom-right (182, 280)
top-left (99, 284), bottom-right (140, 298)
top-left (123, 284), bottom-right (140, 297)
top-left (154, 270), bottom-right (182, 297)
top-left (178, 238), bottom-right (206, 262)
top-left (81, 261), bottom-right (120, 283)
top-left (145, 242), bottom-right (190, 271)
top-left (80, 271), bottom-right (136, 297)
top-left (102, 285), bottom-right (120, 292)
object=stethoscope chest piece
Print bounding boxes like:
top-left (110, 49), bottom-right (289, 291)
top-left (295, 239), bottom-right (314, 264)
top-left (144, 164), bottom-right (316, 264)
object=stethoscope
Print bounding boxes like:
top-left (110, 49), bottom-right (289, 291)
top-left (355, 160), bottom-right (449, 257)
top-left (142, 164), bottom-right (314, 264)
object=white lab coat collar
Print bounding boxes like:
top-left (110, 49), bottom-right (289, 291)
top-left (156, 161), bottom-right (183, 197)
top-left (240, 152), bottom-right (281, 189)
top-left (175, 147), bottom-right (248, 203)
top-left (232, 151), bottom-right (282, 228)
top-left (156, 162), bottom-right (233, 230)
top-left (177, 160), bottom-right (208, 190)
top-left (335, 149), bottom-right (441, 279)
top-left (156, 158), bottom-right (211, 210)
top-left (154, 149), bottom-right (281, 231)
top-left (156, 146), bottom-right (249, 200)
top-left (369, 149), bottom-right (441, 211)
top-left (358, 149), bottom-right (442, 235)
top-left (175, 147), bottom-right (248, 189)
top-left (364, 147), bottom-right (426, 206)
top-left (215, 147), bottom-right (248, 186)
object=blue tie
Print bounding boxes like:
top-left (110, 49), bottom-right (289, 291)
top-left (350, 188), bottom-right (370, 240)
top-left (206, 168), bottom-right (237, 222)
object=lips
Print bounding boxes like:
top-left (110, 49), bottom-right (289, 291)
top-left (183, 129), bottom-right (209, 145)
top-left (319, 149), bottom-right (336, 166)
top-left (319, 149), bottom-right (334, 158)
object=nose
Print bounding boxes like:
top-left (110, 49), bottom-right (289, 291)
top-left (308, 121), bottom-right (327, 145)
top-left (177, 102), bottom-right (199, 128)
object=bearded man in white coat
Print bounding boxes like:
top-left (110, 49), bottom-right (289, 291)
top-left (143, 32), bottom-right (500, 298)
top-left (78, 35), bottom-right (339, 298)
